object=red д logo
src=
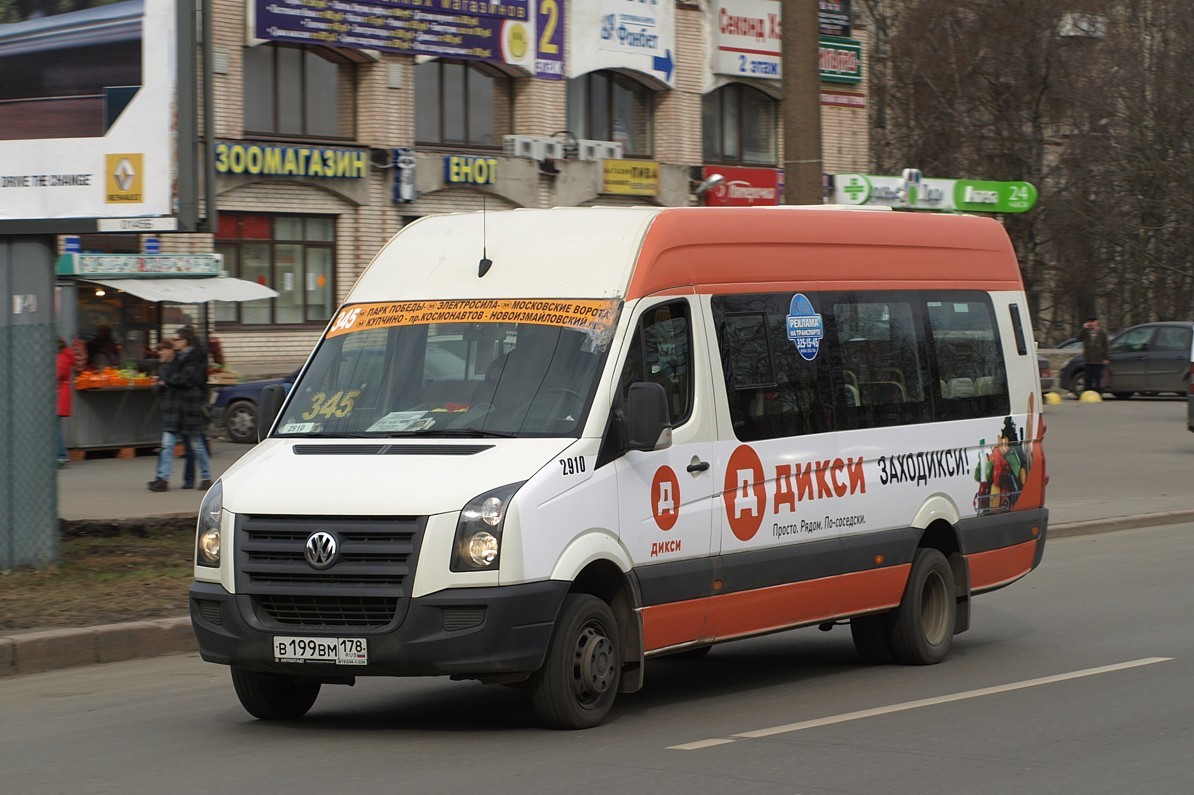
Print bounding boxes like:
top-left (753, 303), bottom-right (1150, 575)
top-left (723, 445), bottom-right (765, 541)
top-left (651, 466), bottom-right (680, 531)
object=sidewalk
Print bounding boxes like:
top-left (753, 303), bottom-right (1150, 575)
top-left (5, 396), bottom-right (1194, 677)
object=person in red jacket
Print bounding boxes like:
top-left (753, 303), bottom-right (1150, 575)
top-left (56, 338), bottom-right (74, 467)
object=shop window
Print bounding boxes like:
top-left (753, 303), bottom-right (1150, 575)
top-left (243, 44), bottom-right (356, 139)
top-left (702, 84), bottom-right (777, 166)
top-left (415, 59), bottom-right (509, 148)
top-left (214, 214), bottom-right (336, 327)
top-left (567, 71), bottom-right (654, 157)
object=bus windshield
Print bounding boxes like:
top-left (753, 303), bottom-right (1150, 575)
top-left (275, 299), bottom-right (621, 439)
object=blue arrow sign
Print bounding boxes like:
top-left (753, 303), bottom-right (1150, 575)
top-left (652, 49), bottom-right (674, 82)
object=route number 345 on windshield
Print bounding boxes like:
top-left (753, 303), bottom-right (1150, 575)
top-left (301, 390), bottom-right (362, 420)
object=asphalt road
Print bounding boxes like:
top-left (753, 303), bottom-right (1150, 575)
top-left (3, 521), bottom-right (1192, 794)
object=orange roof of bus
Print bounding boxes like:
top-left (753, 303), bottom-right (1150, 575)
top-left (627, 207), bottom-right (1024, 300)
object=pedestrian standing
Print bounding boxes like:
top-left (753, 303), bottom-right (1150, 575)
top-left (1081, 316), bottom-right (1110, 394)
top-left (148, 327), bottom-right (211, 492)
top-left (56, 338), bottom-right (74, 467)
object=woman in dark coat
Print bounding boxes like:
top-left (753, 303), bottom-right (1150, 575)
top-left (148, 327), bottom-right (211, 491)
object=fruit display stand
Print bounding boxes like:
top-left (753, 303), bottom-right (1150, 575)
top-left (68, 370), bottom-right (163, 450)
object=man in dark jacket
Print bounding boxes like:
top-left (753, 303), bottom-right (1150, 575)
top-left (148, 326), bottom-right (212, 492)
top-left (1081, 315), bottom-right (1110, 394)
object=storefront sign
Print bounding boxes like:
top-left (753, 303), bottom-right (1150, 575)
top-left (0, 0), bottom-right (177, 222)
top-left (834, 173), bottom-right (1038, 213)
top-left (821, 90), bottom-right (866, 108)
top-left (252, 0), bottom-right (565, 80)
top-left (444, 155), bottom-right (499, 186)
top-left (56, 253), bottom-right (222, 277)
top-left (571, 0), bottom-right (676, 86)
top-left (818, 0), bottom-right (851, 37)
top-left (702, 166), bottom-right (780, 206)
top-left (214, 143), bottom-right (368, 179)
top-left (819, 36), bottom-right (862, 84)
top-left (601, 160), bottom-right (660, 196)
top-left (714, 0), bottom-right (781, 80)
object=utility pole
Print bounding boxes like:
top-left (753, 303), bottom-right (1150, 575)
top-left (782, 0), bottom-right (823, 205)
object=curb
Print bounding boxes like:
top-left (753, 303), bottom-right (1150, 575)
top-left (5, 511), bottom-right (1194, 679)
top-left (0, 617), bottom-right (195, 678)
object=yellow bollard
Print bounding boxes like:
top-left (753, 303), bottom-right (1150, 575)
top-left (1044, 391), bottom-right (1063, 405)
top-left (1079, 389), bottom-right (1103, 403)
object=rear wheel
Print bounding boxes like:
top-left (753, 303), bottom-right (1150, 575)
top-left (888, 548), bottom-right (956, 665)
top-left (230, 667), bottom-right (320, 720)
top-left (531, 594), bottom-right (621, 730)
top-left (1068, 372), bottom-right (1086, 395)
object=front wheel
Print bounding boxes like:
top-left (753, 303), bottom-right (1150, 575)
top-left (531, 594), bottom-right (621, 730)
top-left (888, 548), bottom-right (956, 665)
top-left (1068, 371), bottom-right (1086, 395)
top-left (231, 667), bottom-right (321, 720)
top-left (223, 400), bottom-right (259, 444)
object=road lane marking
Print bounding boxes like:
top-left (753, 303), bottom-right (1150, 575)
top-left (668, 657), bottom-right (1173, 751)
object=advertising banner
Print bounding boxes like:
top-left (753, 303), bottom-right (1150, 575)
top-left (0, 0), bottom-right (176, 222)
top-left (254, 0), bottom-right (565, 80)
top-left (834, 173), bottom-right (1038, 213)
top-left (819, 36), bottom-right (862, 84)
top-left (713, 0), bottom-right (781, 81)
top-left (701, 166), bottom-right (780, 206)
top-left (601, 160), bottom-right (660, 196)
top-left (818, 0), bottom-right (851, 37)
top-left (571, 0), bottom-right (675, 87)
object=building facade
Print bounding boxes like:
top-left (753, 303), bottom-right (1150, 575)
top-left (157, 0), bottom-right (870, 374)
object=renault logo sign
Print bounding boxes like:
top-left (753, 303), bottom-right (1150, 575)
top-left (304, 530), bottom-right (339, 569)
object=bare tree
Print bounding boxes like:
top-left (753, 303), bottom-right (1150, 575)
top-left (861, 0), bottom-right (1194, 341)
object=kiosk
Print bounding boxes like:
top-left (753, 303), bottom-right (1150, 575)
top-left (56, 253), bottom-right (277, 450)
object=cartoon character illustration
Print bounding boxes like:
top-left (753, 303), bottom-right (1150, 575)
top-left (974, 416), bottom-right (1030, 515)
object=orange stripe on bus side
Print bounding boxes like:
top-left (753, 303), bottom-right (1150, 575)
top-left (641, 565), bottom-right (911, 653)
top-left (967, 538), bottom-right (1039, 592)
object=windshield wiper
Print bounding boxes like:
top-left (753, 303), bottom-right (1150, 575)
top-left (391, 428), bottom-right (518, 439)
top-left (275, 431), bottom-right (378, 438)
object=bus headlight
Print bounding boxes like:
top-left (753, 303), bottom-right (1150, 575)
top-left (195, 480), bottom-right (223, 567)
top-left (451, 482), bottom-right (522, 571)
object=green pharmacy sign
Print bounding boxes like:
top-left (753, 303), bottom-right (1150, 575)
top-left (834, 174), bottom-right (1038, 213)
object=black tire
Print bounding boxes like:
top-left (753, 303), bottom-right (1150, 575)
top-left (531, 594), bottom-right (621, 730)
top-left (1068, 371), bottom-right (1086, 395)
top-left (224, 400), bottom-right (259, 444)
top-left (230, 667), bottom-right (320, 720)
top-left (888, 548), bottom-right (956, 665)
top-left (850, 613), bottom-right (894, 664)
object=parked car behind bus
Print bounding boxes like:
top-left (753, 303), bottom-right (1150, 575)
top-left (1061, 321), bottom-right (1193, 398)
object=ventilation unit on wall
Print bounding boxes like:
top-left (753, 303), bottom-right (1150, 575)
top-left (503, 135), bottom-right (545, 160)
top-left (577, 140), bottom-right (624, 161)
top-left (503, 136), bottom-right (569, 162)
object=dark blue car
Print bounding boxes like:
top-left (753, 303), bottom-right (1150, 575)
top-left (211, 370), bottom-right (298, 444)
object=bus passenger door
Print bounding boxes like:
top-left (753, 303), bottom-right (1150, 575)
top-left (613, 297), bottom-right (718, 653)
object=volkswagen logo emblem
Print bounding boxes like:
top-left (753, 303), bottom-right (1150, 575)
top-left (304, 530), bottom-right (339, 570)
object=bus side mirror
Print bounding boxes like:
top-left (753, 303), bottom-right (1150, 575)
top-left (627, 382), bottom-right (672, 451)
top-left (258, 384), bottom-right (287, 443)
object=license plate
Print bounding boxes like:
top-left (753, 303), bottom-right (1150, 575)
top-left (273, 636), bottom-right (367, 665)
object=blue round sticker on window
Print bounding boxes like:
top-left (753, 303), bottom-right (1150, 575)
top-left (787, 293), bottom-right (824, 361)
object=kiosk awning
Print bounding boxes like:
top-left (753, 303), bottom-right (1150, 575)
top-left (82, 277), bottom-right (279, 304)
